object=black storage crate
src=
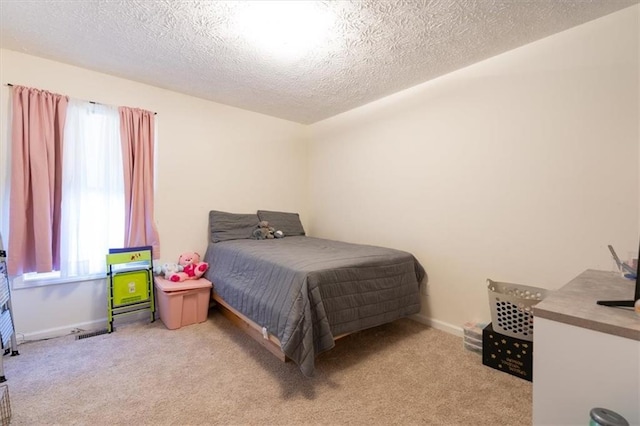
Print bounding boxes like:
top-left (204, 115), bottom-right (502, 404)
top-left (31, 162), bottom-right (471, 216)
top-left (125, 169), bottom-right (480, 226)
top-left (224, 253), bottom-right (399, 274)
top-left (482, 323), bottom-right (533, 382)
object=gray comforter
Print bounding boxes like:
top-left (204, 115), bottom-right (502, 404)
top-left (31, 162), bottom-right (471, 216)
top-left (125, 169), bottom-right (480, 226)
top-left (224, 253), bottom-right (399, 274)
top-left (203, 236), bottom-right (424, 376)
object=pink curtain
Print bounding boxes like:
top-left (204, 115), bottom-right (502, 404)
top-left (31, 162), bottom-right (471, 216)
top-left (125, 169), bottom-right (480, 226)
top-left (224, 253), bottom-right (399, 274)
top-left (119, 107), bottom-right (160, 258)
top-left (7, 86), bottom-right (68, 276)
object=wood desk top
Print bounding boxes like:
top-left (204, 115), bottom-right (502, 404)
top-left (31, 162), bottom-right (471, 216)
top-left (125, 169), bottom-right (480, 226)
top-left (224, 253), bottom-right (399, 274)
top-left (533, 269), bottom-right (640, 341)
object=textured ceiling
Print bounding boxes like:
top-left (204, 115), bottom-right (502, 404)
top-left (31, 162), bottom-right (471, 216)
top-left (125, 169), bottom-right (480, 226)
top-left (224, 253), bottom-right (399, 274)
top-left (1, 0), bottom-right (637, 124)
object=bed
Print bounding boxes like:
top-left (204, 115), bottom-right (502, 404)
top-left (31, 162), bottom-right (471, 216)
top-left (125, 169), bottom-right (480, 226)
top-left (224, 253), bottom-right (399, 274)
top-left (203, 210), bottom-right (425, 376)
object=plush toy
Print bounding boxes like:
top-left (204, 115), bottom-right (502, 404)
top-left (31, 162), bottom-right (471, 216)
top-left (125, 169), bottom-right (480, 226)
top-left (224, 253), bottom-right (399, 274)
top-left (152, 260), bottom-right (183, 278)
top-left (152, 260), bottom-right (163, 276)
top-left (252, 220), bottom-right (275, 240)
top-left (168, 252), bottom-right (208, 282)
top-left (161, 263), bottom-right (183, 280)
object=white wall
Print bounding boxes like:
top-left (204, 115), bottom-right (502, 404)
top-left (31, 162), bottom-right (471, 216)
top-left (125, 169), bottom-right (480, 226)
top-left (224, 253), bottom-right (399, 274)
top-left (0, 49), bottom-right (308, 339)
top-left (1, 5), bottom-right (638, 340)
top-left (307, 6), bottom-right (639, 332)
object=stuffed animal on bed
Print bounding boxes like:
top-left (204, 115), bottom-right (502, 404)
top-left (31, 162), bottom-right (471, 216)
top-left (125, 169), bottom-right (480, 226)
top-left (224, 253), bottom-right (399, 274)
top-left (252, 220), bottom-right (275, 240)
top-left (167, 252), bottom-right (208, 282)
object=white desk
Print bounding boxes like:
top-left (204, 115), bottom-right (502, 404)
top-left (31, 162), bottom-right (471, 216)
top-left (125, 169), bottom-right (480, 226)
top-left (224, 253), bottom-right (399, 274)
top-left (532, 270), bottom-right (640, 426)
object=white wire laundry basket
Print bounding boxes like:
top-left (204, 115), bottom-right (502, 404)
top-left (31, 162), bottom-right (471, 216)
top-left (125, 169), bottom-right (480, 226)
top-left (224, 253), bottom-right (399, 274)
top-left (487, 279), bottom-right (548, 341)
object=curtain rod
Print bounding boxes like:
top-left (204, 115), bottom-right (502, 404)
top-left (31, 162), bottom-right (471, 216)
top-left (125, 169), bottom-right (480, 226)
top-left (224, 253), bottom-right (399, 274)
top-left (5, 83), bottom-right (157, 115)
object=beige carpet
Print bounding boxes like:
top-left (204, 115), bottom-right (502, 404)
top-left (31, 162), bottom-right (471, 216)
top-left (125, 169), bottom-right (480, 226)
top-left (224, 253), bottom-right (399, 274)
top-left (3, 310), bottom-right (531, 425)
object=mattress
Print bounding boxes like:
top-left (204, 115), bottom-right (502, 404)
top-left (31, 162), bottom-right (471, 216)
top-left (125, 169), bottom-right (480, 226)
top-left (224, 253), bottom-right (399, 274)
top-left (203, 235), bottom-right (424, 376)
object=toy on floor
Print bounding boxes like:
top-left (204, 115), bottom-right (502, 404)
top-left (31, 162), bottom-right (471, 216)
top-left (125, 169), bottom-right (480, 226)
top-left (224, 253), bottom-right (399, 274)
top-left (167, 252), bottom-right (208, 282)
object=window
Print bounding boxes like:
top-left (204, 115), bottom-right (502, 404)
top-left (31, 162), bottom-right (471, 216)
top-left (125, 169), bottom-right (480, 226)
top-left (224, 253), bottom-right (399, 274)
top-left (3, 86), bottom-right (159, 286)
top-left (10, 101), bottom-right (126, 287)
top-left (59, 100), bottom-right (125, 278)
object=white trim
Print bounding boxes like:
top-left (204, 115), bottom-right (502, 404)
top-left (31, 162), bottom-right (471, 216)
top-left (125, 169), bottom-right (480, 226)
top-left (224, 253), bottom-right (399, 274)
top-left (410, 313), bottom-right (463, 337)
top-left (16, 318), bottom-right (107, 344)
top-left (12, 272), bottom-right (105, 290)
top-left (16, 310), bottom-right (153, 344)
top-left (18, 312), bottom-right (460, 345)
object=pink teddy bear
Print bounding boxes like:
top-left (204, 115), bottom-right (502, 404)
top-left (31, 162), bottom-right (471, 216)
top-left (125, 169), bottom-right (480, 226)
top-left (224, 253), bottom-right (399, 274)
top-left (168, 251), bottom-right (208, 282)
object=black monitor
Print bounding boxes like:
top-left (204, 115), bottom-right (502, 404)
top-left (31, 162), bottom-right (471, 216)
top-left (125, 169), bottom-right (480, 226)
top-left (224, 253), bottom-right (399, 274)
top-left (597, 242), bottom-right (640, 309)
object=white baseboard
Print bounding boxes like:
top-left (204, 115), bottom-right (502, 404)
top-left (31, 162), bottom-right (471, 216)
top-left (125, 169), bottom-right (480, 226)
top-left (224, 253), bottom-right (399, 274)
top-left (411, 313), bottom-right (463, 337)
top-left (16, 311), bottom-right (152, 344)
top-left (16, 318), bottom-right (108, 344)
top-left (19, 313), bottom-right (462, 344)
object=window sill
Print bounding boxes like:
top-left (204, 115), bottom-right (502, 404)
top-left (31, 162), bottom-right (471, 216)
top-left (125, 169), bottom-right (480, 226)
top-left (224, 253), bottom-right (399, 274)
top-left (12, 273), bottom-right (106, 290)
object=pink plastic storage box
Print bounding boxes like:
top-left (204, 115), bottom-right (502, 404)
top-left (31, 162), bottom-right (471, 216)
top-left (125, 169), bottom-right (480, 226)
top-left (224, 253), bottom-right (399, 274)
top-left (154, 277), bottom-right (212, 330)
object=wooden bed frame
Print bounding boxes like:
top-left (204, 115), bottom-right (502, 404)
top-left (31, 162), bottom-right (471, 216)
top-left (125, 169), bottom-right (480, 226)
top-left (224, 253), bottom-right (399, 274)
top-left (212, 290), bottom-right (288, 362)
top-left (211, 289), bottom-right (349, 363)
